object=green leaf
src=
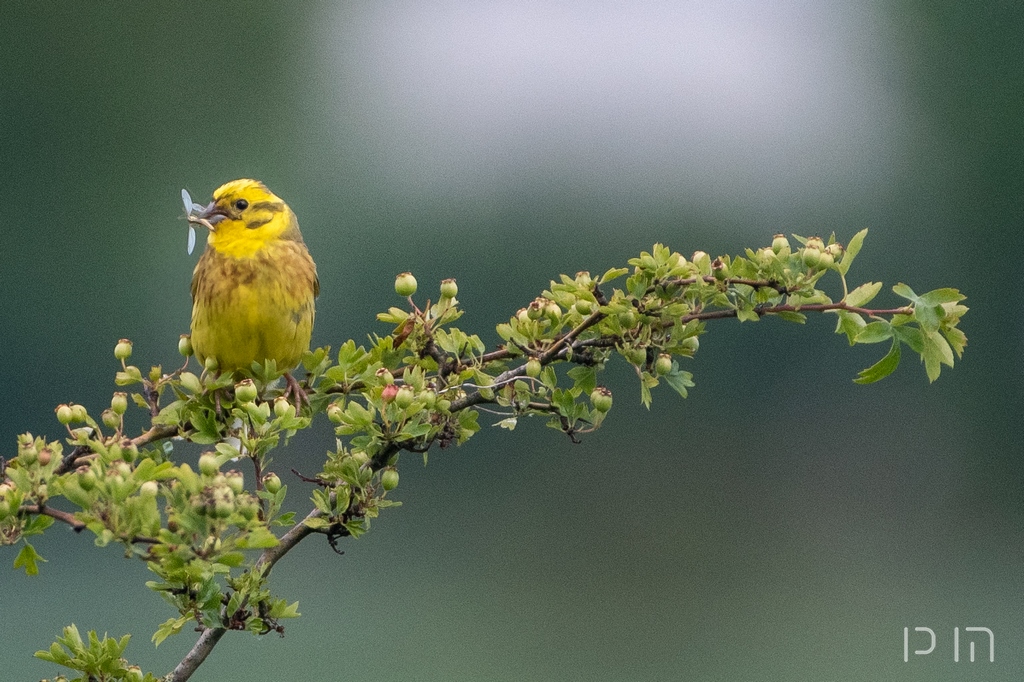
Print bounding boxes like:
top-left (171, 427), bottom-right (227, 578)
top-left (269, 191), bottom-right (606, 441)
top-left (14, 543), bottom-right (45, 575)
top-left (775, 310), bottom-right (806, 324)
top-left (855, 321), bottom-right (892, 344)
top-left (834, 309), bottom-right (866, 345)
top-left (854, 339), bottom-right (901, 384)
top-left (917, 288), bottom-right (966, 307)
top-left (921, 329), bottom-right (955, 383)
top-left (892, 283), bottom-right (919, 303)
top-left (600, 267), bottom-right (629, 283)
top-left (663, 369), bottom-right (694, 399)
top-left (837, 228), bottom-right (867, 275)
top-left (152, 616), bottom-right (190, 646)
top-left (844, 281), bottom-right (882, 308)
top-left (566, 366), bottom-right (597, 395)
top-left (495, 417), bottom-right (518, 430)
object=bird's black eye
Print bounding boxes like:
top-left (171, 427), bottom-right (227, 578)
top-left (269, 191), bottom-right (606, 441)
top-left (234, 199), bottom-right (249, 211)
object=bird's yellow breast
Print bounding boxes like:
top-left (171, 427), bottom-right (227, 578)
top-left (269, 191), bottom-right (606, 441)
top-left (190, 240), bottom-right (318, 372)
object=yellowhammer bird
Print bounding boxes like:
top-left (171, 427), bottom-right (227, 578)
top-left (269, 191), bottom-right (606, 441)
top-left (187, 179), bottom-right (319, 404)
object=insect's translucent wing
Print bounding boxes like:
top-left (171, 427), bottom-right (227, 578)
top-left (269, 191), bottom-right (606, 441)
top-left (187, 226), bottom-right (197, 255)
top-left (181, 188), bottom-right (193, 214)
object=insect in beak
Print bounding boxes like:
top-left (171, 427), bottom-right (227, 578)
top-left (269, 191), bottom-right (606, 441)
top-left (181, 188), bottom-right (217, 255)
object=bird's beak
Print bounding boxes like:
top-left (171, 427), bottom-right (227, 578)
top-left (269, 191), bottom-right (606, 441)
top-left (196, 201), bottom-right (228, 228)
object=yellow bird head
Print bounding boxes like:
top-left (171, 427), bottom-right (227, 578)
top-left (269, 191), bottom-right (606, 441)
top-left (195, 179), bottom-right (304, 258)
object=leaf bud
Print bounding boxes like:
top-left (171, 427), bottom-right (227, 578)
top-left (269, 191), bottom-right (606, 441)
top-left (234, 379), bottom-right (258, 404)
top-left (575, 271), bottom-right (593, 289)
top-left (114, 338), bottom-right (133, 361)
top-left (178, 334), bottom-right (194, 357)
top-left (351, 450), bottom-right (370, 465)
top-left (55, 404), bottom-right (74, 425)
top-left (591, 386), bottom-right (613, 413)
top-left (381, 468), bottom-right (399, 491)
top-left (198, 453), bottom-right (219, 477)
top-left (110, 392), bottom-right (128, 415)
top-left (139, 480), bottom-right (159, 498)
top-left (262, 472), bottom-right (282, 495)
top-left (395, 272), bottom-right (418, 297)
top-left (525, 358), bottom-right (542, 378)
top-left (274, 396), bottom-right (296, 419)
top-left (439, 278), bottom-right (458, 299)
top-left (655, 353), bottom-right (673, 376)
top-left (516, 308), bottom-right (531, 324)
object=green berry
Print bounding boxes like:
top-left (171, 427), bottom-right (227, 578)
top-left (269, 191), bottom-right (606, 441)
top-left (225, 470), bottom-right (245, 496)
top-left (527, 298), bottom-right (546, 320)
top-left (395, 385), bottom-right (415, 409)
top-left (204, 355), bottom-right (219, 372)
top-left (544, 299), bottom-right (562, 322)
top-left (55, 404), bottom-right (74, 425)
top-left (327, 402), bottom-right (344, 424)
top-left (440, 278), bottom-right (458, 299)
top-left (395, 272), bottom-right (418, 297)
top-left (37, 448), bottom-right (52, 466)
top-left (351, 450), bottom-right (370, 465)
top-left (376, 367), bottom-right (394, 384)
top-left (525, 358), bottom-right (542, 378)
top-left (772, 234), bottom-right (790, 255)
top-left (655, 353), bottom-right (673, 375)
top-left (712, 257), bottom-right (727, 280)
top-left (574, 299), bottom-right (594, 315)
top-left (110, 392), bottom-right (128, 415)
top-left (591, 386), bottom-right (613, 413)
top-left (422, 389), bottom-right (437, 409)
top-left (575, 271), bottom-right (593, 289)
top-left (78, 469), bottom-right (97, 491)
top-left (101, 408), bottom-right (120, 430)
top-left (235, 379), bottom-right (258, 404)
top-left (381, 468), bottom-right (399, 491)
top-left (680, 336), bottom-right (699, 354)
top-left (69, 403), bottom-right (88, 423)
top-left (139, 481), bottom-right (158, 498)
top-left (274, 397), bottom-right (295, 419)
top-left (178, 334), bottom-right (194, 357)
top-left (262, 472), bottom-right (282, 495)
top-left (806, 236), bottom-right (825, 251)
top-left (515, 307), bottom-right (531, 324)
top-left (802, 246), bottom-right (821, 268)
top-left (818, 250), bottom-right (835, 268)
top-left (381, 384), bottom-right (399, 403)
top-left (114, 339), bottom-right (133, 361)
top-left (198, 453), bottom-right (219, 477)
top-left (618, 310), bottom-right (637, 328)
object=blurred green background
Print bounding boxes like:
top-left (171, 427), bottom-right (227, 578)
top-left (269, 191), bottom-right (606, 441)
top-left (1, 2), bottom-right (1020, 680)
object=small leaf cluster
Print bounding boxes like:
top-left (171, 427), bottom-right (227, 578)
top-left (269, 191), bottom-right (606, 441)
top-left (35, 624), bottom-right (157, 682)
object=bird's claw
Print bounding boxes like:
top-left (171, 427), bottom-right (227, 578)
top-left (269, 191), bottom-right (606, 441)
top-left (283, 372), bottom-right (310, 411)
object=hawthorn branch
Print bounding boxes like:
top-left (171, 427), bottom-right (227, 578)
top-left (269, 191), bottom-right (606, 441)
top-left (168, 507), bottom-right (323, 682)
